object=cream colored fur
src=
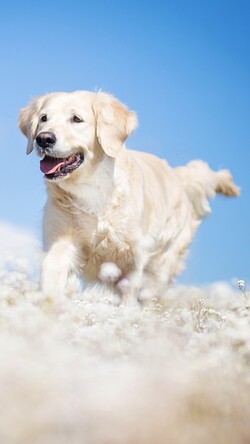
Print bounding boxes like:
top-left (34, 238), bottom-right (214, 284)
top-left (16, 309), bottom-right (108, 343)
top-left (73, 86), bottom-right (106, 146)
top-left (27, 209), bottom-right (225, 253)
top-left (19, 91), bottom-right (239, 299)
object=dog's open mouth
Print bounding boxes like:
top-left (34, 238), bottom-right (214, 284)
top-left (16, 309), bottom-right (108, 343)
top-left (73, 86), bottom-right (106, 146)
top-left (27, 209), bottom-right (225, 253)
top-left (40, 153), bottom-right (84, 180)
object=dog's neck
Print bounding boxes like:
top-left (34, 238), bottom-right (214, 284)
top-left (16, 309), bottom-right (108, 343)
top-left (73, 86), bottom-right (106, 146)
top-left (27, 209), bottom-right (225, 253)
top-left (49, 155), bottom-right (115, 216)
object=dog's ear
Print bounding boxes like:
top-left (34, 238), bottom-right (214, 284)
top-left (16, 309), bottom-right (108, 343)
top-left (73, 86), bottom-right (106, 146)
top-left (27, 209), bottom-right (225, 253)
top-left (19, 99), bottom-right (39, 155)
top-left (94, 93), bottom-right (138, 158)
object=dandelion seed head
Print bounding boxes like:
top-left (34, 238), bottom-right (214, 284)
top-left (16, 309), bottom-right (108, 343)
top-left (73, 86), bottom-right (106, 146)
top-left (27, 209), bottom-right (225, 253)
top-left (238, 279), bottom-right (246, 292)
top-left (98, 262), bottom-right (122, 283)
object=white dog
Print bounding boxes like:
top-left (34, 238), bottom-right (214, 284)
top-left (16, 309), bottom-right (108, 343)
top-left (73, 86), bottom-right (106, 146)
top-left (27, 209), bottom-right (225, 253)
top-left (19, 91), bottom-right (239, 299)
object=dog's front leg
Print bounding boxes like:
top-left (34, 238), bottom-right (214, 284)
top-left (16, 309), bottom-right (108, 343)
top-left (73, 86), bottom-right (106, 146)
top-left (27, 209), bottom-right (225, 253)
top-left (40, 238), bottom-right (79, 299)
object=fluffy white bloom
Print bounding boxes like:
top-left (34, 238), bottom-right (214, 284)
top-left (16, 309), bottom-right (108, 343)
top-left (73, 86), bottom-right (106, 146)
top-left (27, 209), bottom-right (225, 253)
top-left (98, 262), bottom-right (122, 283)
top-left (0, 239), bottom-right (249, 444)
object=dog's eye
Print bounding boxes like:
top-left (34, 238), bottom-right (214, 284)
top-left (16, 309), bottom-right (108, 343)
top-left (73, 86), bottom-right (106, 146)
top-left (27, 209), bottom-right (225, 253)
top-left (72, 115), bottom-right (84, 123)
top-left (40, 114), bottom-right (47, 122)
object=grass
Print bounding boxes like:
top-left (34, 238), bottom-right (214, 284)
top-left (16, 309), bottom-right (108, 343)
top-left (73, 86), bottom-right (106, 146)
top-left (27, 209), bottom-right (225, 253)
top-left (0, 253), bottom-right (250, 444)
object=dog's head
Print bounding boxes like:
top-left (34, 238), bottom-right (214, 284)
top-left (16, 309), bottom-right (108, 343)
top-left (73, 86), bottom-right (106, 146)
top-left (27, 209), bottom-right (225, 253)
top-left (19, 91), bottom-right (137, 181)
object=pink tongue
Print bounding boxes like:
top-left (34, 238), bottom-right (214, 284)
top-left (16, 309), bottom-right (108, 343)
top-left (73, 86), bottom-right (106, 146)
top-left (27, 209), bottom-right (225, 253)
top-left (40, 157), bottom-right (66, 174)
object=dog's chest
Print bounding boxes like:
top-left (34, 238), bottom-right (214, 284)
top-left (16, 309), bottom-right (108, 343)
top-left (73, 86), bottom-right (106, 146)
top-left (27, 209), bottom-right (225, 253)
top-left (59, 156), bottom-right (115, 217)
top-left (74, 212), bottom-right (136, 280)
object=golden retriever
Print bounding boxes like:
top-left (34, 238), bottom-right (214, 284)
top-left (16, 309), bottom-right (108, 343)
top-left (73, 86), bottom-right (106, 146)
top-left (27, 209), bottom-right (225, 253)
top-left (19, 91), bottom-right (239, 299)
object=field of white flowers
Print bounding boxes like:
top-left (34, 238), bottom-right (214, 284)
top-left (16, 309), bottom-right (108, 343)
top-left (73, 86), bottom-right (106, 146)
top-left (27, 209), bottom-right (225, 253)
top-left (0, 222), bottom-right (250, 444)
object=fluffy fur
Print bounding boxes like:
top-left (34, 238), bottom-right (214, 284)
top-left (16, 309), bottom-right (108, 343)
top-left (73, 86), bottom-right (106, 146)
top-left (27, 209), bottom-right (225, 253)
top-left (19, 91), bottom-right (239, 298)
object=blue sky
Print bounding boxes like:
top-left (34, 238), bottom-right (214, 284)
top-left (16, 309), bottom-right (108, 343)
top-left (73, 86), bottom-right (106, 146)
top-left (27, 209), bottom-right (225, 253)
top-left (0, 0), bottom-right (249, 284)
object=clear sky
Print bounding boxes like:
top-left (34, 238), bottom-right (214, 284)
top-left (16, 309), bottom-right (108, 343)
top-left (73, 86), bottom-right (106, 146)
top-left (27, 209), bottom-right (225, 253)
top-left (0, 0), bottom-right (249, 284)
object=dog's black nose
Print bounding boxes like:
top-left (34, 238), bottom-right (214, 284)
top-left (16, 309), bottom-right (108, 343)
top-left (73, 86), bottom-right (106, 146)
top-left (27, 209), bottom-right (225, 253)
top-left (36, 132), bottom-right (57, 148)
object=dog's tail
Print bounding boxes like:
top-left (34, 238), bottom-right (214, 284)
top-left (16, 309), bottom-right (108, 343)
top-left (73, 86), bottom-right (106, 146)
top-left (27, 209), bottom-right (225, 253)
top-left (175, 160), bottom-right (240, 219)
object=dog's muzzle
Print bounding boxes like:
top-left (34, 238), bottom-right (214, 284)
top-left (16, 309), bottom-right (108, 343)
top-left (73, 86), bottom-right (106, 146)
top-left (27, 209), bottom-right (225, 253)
top-left (36, 132), bottom-right (57, 149)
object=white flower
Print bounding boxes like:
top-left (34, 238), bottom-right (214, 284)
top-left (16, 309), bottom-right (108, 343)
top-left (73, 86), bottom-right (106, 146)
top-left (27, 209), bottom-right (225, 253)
top-left (238, 279), bottom-right (246, 293)
top-left (98, 262), bottom-right (122, 283)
